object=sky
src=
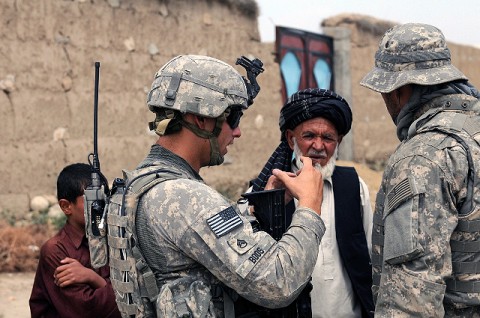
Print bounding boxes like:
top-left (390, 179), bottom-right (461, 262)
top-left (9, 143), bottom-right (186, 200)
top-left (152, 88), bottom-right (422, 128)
top-left (257, 0), bottom-right (480, 47)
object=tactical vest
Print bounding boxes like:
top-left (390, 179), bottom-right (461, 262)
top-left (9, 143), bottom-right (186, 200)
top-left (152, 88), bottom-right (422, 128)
top-left (93, 165), bottom-right (235, 318)
top-left (106, 166), bottom-right (183, 317)
top-left (371, 96), bottom-right (480, 307)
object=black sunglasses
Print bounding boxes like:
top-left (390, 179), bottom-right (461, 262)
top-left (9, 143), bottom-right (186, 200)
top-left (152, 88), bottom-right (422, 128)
top-left (226, 107), bottom-right (244, 129)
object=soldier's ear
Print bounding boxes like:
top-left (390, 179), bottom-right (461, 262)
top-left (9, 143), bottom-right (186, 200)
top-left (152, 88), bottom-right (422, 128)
top-left (192, 114), bottom-right (209, 130)
top-left (398, 84), bottom-right (413, 107)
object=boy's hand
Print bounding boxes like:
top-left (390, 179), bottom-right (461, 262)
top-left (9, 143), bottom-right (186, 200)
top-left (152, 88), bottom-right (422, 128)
top-left (54, 257), bottom-right (106, 288)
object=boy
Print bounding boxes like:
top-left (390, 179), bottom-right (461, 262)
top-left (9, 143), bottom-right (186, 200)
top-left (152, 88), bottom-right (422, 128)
top-left (29, 163), bottom-right (120, 318)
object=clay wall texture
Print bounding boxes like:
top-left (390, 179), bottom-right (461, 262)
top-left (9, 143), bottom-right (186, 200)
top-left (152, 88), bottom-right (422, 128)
top-left (1, 2), bottom-right (480, 214)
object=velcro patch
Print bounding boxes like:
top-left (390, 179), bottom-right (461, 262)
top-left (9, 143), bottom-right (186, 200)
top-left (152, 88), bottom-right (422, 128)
top-left (207, 206), bottom-right (243, 238)
top-left (235, 235), bottom-right (274, 279)
top-left (228, 234), bottom-right (256, 255)
top-left (386, 178), bottom-right (413, 213)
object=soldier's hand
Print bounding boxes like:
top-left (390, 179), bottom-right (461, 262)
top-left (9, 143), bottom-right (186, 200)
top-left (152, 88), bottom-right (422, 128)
top-left (272, 156), bottom-right (323, 215)
top-left (265, 172), bottom-right (295, 204)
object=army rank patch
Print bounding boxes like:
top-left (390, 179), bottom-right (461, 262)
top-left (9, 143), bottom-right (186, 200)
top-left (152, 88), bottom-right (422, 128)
top-left (207, 206), bottom-right (243, 238)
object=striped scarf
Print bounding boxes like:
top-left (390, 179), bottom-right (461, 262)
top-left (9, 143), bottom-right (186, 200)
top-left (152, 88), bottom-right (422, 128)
top-left (251, 141), bottom-right (293, 192)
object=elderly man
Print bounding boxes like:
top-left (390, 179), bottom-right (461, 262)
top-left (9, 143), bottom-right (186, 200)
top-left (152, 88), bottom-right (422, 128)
top-left (361, 23), bottom-right (480, 316)
top-left (249, 88), bottom-right (374, 318)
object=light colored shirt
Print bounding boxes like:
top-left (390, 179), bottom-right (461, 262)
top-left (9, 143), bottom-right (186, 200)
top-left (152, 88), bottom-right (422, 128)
top-left (295, 175), bottom-right (373, 318)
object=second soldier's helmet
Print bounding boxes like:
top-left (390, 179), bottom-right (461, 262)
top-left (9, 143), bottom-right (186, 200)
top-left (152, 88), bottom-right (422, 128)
top-left (147, 55), bottom-right (249, 119)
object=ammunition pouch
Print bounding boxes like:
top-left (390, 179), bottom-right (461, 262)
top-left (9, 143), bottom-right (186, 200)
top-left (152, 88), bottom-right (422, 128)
top-left (84, 185), bottom-right (109, 268)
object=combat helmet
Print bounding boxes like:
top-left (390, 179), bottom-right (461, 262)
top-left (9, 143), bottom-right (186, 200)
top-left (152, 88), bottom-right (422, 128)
top-left (147, 54), bottom-right (263, 166)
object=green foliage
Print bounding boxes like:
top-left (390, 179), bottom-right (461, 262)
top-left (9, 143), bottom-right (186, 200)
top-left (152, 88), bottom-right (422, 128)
top-left (50, 214), bottom-right (67, 230)
top-left (366, 158), bottom-right (388, 171)
top-left (0, 209), bottom-right (16, 226)
top-left (30, 209), bottom-right (50, 225)
top-left (0, 206), bottom-right (65, 230)
top-left (29, 209), bottom-right (66, 230)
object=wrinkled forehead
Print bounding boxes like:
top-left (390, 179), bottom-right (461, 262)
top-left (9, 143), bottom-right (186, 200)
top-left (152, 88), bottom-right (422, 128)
top-left (291, 116), bottom-right (339, 135)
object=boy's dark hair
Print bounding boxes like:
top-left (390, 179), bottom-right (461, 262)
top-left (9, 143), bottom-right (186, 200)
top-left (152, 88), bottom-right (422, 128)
top-left (57, 163), bottom-right (92, 202)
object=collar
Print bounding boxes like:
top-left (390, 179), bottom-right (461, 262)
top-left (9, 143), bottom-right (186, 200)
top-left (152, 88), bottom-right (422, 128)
top-left (407, 94), bottom-right (479, 139)
top-left (140, 144), bottom-right (203, 181)
top-left (64, 221), bottom-right (86, 249)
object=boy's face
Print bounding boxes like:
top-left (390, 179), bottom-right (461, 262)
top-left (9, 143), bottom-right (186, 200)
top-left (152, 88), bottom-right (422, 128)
top-left (59, 195), bottom-right (86, 232)
top-left (70, 195), bottom-right (86, 229)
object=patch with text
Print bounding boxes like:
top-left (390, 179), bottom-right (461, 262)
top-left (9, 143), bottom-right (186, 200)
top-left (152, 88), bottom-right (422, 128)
top-left (248, 247), bottom-right (265, 264)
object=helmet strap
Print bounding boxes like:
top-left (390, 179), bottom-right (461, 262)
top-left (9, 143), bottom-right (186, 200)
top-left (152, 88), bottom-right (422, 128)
top-left (149, 109), bottom-right (177, 136)
top-left (181, 115), bottom-right (226, 166)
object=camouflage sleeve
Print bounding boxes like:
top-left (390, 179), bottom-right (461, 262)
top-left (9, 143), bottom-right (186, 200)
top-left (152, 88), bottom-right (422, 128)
top-left (374, 141), bottom-right (468, 317)
top-left (160, 179), bottom-right (325, 309)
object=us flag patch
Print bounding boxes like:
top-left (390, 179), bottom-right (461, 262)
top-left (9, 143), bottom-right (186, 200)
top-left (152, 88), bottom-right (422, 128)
top-left (207, 206), bottom-right (243, 238)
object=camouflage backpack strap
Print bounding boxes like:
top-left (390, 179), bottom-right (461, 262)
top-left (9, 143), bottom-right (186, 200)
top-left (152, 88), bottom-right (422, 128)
top-left (107, 167), bottom-right (183, 317)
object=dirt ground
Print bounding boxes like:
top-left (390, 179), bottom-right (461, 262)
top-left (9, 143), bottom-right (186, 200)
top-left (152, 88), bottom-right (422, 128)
top-left (0, 272), bottom-right (35, 318)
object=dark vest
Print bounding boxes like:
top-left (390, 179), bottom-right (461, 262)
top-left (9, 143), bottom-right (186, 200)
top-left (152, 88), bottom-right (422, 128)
top-left (331, 166), bottom-right (374, 318)
top-left (283, 167), bottom-right (373, 317)
top-left (241, 166), bottom-right (374, 317)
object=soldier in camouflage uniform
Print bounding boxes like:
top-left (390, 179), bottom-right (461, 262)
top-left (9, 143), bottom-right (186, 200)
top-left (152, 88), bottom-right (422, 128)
top-left (129, 55), bottom-right (326, 317)
top-left (361, 23), bottom-right (480, 316)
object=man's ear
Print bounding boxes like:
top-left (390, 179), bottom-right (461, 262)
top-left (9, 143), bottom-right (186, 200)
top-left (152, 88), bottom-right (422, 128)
top-left (58, 199), bottom-right (72, 216)
top-left (285, 130), bottom-right (295, 150)
top-left (192, 114), bottom-right (207, 129)
top-left (396, 84), bottom-right (413, 107)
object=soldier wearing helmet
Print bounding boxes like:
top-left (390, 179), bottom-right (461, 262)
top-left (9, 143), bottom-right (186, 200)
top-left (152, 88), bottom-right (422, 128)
top-left (146, 55), bottom-right (251, 167)
top-left (123, 55), bottom-right (327, 317)
top-left (361, 23), bottom-right (480, 316)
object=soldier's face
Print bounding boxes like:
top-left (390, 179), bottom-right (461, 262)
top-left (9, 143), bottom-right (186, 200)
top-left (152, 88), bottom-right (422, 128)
top-left (217, 119), bottom-right (242, 157)
top-left (286, 117), bottom-right (341, 168)
top-left (381, 92), bottom-right (402, 123)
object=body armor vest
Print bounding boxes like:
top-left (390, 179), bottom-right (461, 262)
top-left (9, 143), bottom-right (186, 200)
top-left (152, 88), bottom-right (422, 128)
top-left (106, 165), bottom-right (235, 317)
top-left (106, 166), bottom-right (183, 317)
top-left (372, 95), bottom-right (480, 307)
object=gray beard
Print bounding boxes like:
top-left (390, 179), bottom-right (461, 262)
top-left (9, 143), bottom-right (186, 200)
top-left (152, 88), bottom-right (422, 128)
top-left (292, 137), bottom-right (337, 180)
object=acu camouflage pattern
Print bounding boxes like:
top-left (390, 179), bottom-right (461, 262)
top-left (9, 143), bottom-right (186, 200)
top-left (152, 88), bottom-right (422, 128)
top-left (360, 23), bottom-right (467, 93)
top-left (105, 166), bottom-right (187, 318)
top-left (372, 94), bottom-right (480, 317)
top-left (147, 55), bottom-right (249, 118)
top-left (132, 146), bottom-right (325, 317)
top-left (84, 185), bottom-right (109, 268)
